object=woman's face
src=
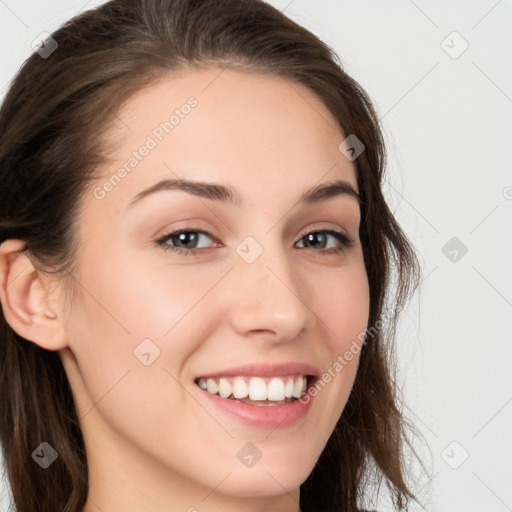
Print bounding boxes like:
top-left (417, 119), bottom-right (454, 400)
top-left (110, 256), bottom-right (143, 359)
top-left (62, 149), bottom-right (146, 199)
top-left (60, 67), bottom-right (370, 509)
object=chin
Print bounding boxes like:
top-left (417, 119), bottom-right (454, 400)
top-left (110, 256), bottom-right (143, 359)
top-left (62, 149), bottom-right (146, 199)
top-left (208, 453), bottom-right (317, 498)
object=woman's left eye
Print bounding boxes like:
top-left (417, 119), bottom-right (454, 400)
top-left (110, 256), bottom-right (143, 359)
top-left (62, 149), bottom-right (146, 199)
top-left (155, 228), bottom-right (355, 257)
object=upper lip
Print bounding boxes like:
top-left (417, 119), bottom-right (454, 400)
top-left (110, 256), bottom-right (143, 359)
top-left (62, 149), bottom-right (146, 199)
top-left (195, 362), bottom-right (320, 380)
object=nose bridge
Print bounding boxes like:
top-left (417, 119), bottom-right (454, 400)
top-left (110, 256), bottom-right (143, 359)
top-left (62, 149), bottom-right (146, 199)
top-left (228, 232), bottom-right (315, 339)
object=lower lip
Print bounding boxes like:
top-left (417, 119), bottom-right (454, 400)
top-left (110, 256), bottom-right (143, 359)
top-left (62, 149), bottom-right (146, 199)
top-left (196, 384), bottom-right (315, 429)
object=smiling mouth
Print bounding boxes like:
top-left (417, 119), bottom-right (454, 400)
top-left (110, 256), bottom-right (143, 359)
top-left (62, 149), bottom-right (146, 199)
top-left (194, 374), bottom-right (312, 406)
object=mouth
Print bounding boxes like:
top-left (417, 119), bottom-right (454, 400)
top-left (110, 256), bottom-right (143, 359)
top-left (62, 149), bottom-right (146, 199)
top-left (192, 362), bottom-right (320, 428)
top-left (194, 374), bottom-right (313, 407)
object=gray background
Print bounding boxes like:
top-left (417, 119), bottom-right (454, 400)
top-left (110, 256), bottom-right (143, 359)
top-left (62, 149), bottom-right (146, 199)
top-left (1, 1), bottom-right (511, 511)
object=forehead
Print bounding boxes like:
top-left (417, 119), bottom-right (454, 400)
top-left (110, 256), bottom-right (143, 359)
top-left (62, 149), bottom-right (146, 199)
top-left (93, 66), bottom-right (358, 210)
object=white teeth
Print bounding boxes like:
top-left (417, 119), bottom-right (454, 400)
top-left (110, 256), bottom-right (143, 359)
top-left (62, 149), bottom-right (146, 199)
top-left (232, 377), bottom-right (249, 399)
top-left (249, 377), bottom-right (267, 400)
top-left (206, 378), bottom-right (219, 394)
top-left (218, 378), bottom-right (232, 399)
top-left (267, 377), bottom-right (286, 401)
top-left (285, 378), bottom-right (294, 398)
top-left (292, 376), bottom-right (304, 398)
top-left (198, 374), bottom-right (309, 402)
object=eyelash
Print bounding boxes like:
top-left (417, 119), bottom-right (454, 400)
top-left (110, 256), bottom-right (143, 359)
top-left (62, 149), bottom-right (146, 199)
top-left (155, 227), bottom-right (355, 257)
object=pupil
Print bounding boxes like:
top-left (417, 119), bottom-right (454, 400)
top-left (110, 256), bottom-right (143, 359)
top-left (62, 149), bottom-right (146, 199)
top-left (177, 232), bottom-right (197, 248)
top-left (307, 233), bottom-right (326, 249)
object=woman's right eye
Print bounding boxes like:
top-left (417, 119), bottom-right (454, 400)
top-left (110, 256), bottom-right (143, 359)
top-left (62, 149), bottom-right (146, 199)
top-left (156, 229), bottom-right (217, 256)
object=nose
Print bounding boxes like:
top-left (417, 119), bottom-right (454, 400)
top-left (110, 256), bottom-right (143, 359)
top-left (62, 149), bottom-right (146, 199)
top-left (228, 241), bottom-right (317, 343)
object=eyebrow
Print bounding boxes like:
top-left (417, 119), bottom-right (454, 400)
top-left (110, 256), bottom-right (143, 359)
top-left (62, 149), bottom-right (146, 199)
top-left (128, 177), bottom-right (361, 209)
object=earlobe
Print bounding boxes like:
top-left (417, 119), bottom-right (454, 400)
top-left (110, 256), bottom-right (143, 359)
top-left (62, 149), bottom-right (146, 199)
top-left (0, 239), bottom-right (69, 351)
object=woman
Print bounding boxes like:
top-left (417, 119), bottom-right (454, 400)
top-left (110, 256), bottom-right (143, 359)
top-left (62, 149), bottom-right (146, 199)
top-left (0, 1), bottom-right (426, 511)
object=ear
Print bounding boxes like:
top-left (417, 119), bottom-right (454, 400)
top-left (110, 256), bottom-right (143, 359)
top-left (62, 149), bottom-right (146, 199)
top-left (0, 239), bottom-right (68, 350)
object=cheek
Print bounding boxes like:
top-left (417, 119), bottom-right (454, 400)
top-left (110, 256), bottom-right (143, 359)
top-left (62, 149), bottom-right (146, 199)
top-left (313, 257), bottom-right (370, 352)
top-left (71, 246), bottom-right (219, 347)
top-left (306, 259), bottom-right (369, 409)
top-left (63, 251), bottom-right (210, 458)
top-left (64, 246), bottom-right (234, 409)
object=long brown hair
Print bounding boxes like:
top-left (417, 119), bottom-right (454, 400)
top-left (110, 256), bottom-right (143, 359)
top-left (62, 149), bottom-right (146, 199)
top-left (0, 1), bottom-right (427, 511)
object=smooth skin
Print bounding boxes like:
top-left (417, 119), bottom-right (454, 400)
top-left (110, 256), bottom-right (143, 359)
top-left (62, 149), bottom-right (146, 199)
top-left (0, 67), bottom-right (369, 512)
